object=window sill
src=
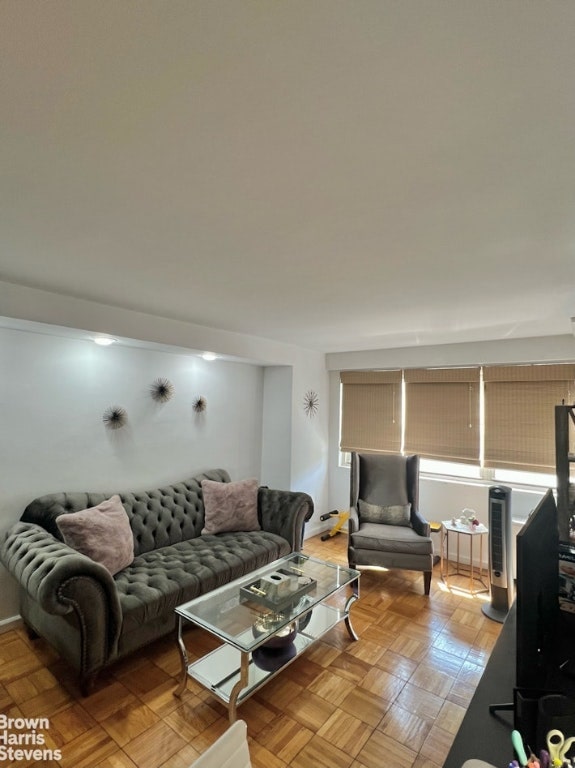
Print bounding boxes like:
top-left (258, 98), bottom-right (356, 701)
top-left (420, 470), bottom-right (555, 494)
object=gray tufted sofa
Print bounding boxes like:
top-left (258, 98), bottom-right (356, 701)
top-left (0, 469), bottom-right (313, 694)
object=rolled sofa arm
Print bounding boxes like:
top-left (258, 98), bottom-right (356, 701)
top-left (258, 488), bottom-right (314, 551)
top-left (1, 522), bottom-right (122, 647)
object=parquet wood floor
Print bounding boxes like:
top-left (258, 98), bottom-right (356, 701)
top-left (0, 533), bottom-right (501, 767)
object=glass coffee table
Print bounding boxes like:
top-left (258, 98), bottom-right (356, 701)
top-left (174, 552), bottom-right (360, 721)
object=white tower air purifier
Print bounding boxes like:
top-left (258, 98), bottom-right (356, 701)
top-left (482, 485), bottom-right (514, 623)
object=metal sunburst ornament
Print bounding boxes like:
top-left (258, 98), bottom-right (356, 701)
top-left (303, 390), bottom-right (319, 418)
top-left (193, 396), bottom-right (207, 413)
top-left (150, 377), bottom-right (174, 403)
top-left (103, 406), bottom-right (128, 430)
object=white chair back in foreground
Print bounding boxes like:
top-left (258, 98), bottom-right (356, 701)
top-left (188, 720), bottom-right (251, 768)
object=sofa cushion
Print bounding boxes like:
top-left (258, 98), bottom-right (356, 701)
top-left (56, 495), bottom-right (134, 575)
top-left (351, 522), bottom-right (432, 556)
top-left (116, 530), bottom-right (289, 633)
top-left (201, 478), bottom-right (260, 535)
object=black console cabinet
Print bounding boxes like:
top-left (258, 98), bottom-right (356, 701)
top-left (444, 605), bottom-right (575, 767)
top-left (443, 608), bottom-right (516, 768)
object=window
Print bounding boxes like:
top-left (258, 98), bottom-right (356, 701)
top-left (419, 458), bottom-right (482, 480)
top-left (403, 368), bottom-right (480, 464)
top-left (483, 364), bottom-right (575, 472)
top-left (339, 363), bottom-right (575, 484)
top-left (340, 371), bottom-right (401, 453)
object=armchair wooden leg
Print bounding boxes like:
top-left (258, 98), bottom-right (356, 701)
top-left (423, 571), bottom-right (432, 596)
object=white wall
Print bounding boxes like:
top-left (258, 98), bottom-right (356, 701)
top-left (0, 327), bottom-right (265, 496)
top-left (326, 334), bottom-right (575, 371)
top-left (261, 366), bottom-right (293, 489)
top-left (289, 350), bottom-right (330, 537)
top-left (0, 279), bottom-right (331, 515)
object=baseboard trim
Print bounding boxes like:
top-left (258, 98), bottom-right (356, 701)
top-left (0, 615), bottom-right (22, 634)
top-left (304, 521), bottom-right (342, 539)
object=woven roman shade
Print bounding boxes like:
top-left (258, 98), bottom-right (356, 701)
top-left (484, 364), bottom-right (575, 472)
top-left (403, 368), bottom-right (480, 463)
top-left (340, 371), bottom-right (402, 453)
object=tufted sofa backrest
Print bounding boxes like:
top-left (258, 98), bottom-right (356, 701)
top-left (21, 469), bottom-right (231, 556)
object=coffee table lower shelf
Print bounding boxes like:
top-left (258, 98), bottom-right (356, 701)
top-left (180, 602), bottom-right (350, 720)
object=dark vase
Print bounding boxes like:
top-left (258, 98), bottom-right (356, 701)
top-left (252, 641), bottom-right (297, 671)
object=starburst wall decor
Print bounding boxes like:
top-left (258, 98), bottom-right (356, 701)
top-left (303, 390), bottom-right (319, 418)
top-left (193, 396), bottom-right (207, 413)
top-left (102, 406), bottom-right (128, 430)
top-left (150, 377), bottom-right (174, 403)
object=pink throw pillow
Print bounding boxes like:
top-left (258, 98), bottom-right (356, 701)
top-left (56, 495), bottom-right (134, 575)
top-left (201, 478), bottom-right (260, 535)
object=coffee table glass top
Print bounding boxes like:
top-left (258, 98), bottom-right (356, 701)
top-left (176, 553), bottom-right (359, 652)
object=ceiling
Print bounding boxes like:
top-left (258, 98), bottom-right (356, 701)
top-left (2, 1), bottom-right (575, 354)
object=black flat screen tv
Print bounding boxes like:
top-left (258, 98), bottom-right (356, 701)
top-left (515, 488), bottom-right (560, 690)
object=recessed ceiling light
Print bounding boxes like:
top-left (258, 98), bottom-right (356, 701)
top-left (94, 337), bottom-right (117, 346)
top-left (201, 352), bottom-right (217, 361)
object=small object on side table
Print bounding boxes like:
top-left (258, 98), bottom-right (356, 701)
top-left (430, 521), bottom-right (442, 565)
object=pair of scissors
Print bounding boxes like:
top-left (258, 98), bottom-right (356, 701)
top-left (547, 729), bottom-right (575, 766)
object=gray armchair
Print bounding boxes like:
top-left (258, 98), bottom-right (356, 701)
top-left (348, 452), bottom-right (433, 595)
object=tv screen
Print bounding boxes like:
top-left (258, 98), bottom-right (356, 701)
top-left (515, 489), bottom-right (560, 690)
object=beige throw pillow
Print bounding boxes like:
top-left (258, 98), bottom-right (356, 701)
top-left (201, 478), bottom-right (260, 535)
top-left (56, 495), bottom-right (134, 575)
